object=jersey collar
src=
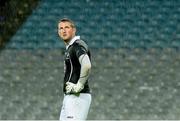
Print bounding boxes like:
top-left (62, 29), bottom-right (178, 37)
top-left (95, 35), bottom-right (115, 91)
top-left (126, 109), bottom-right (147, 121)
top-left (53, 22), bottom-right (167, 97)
top-left (66, 36), bottom-right (80, 50)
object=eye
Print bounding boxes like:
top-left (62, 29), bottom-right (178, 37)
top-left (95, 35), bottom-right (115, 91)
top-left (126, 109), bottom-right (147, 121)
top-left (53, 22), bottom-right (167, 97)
top-left (58, 27), bottom-right (63, 31)
top-left (65, 26), bottom-right (70, 29)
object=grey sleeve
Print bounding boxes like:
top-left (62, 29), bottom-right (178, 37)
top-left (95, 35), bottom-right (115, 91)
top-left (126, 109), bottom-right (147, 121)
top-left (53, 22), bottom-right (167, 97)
top-left (78, 54), bottom-right (91, 85)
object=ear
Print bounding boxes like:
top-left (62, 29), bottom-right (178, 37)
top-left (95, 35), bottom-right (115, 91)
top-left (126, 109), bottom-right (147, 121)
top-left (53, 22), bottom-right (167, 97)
top-left (74, 27), bottom-right (76, 33)
top-left (73, 27), bottom-right (76, 35)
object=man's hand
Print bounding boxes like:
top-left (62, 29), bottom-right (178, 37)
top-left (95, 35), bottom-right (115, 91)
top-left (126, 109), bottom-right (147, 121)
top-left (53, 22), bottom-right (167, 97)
top-left (66, 82), bottom-right (84, 94)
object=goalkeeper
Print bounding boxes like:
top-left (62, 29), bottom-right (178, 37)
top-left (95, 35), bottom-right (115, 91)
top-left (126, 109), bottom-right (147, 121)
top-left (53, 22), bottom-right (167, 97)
top-left (58, 18), bottom-right (92, 120)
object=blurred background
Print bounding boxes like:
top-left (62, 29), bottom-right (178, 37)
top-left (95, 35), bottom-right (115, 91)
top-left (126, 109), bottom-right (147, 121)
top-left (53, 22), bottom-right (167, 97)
top-left (0, 0), bottom-right (180, 120)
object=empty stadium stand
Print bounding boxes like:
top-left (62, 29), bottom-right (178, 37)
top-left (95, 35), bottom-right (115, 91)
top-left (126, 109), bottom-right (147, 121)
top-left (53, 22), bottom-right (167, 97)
top-left (4, 0), bottom-right (180, 49)
top-left (0, 48), bottom-right (180, 119)
top-left (1, 0), bottom-right (180, 120)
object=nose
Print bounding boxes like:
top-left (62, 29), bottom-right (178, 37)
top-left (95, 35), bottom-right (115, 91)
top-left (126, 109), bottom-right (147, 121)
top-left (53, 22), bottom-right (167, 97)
top-left (58, 27), bottom-right (65, 33)
top-left (61, 28), bottom-right (66, 33)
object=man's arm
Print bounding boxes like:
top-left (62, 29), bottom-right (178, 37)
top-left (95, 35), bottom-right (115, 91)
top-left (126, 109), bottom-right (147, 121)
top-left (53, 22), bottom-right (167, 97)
top-left (66, 54), bottom-right (91, 93)
top-left (78, 54), bottom-right (91, 84)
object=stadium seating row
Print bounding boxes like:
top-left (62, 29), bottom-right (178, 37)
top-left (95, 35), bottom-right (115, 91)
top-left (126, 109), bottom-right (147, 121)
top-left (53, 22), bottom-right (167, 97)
top-left (5, 0), bottom-right (180, 49)
top-left (0, 48), bottom-right (180, 119)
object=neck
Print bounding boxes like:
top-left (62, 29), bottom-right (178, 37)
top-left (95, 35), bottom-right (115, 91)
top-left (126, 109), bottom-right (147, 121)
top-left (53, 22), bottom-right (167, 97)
top-left (64, 39), bottom-right (71, 45)
top-left (64, 35), bottom-right (75, 44)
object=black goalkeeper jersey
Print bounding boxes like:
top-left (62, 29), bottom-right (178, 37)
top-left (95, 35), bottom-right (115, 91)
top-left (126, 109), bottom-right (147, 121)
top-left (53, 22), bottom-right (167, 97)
top-left (63, 39), bottom-right (91, 94)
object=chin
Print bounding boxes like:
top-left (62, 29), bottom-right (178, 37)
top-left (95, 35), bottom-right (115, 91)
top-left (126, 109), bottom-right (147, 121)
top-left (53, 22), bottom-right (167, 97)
top-left (64, 39), bottom-right (70, 43)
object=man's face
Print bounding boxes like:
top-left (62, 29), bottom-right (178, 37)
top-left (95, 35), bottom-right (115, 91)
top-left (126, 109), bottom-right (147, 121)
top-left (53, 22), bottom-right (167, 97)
top-left (58, 21), bottom-right (76, 43)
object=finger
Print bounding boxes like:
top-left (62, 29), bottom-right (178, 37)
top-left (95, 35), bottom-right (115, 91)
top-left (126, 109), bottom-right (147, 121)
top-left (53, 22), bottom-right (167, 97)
top-left (66, 82), bottom-right (74, 86)
top-left (66, 89), bottom-right (71, 94)
top-left (66, 82), bottom-right (70, 85)
top-left (66, 85), bottom-right (71, 90)
top-left (66, 87), bottom-right (72, 93)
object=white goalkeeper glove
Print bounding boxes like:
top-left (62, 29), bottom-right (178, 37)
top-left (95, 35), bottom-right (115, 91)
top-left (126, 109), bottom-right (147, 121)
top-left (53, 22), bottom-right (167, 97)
top-left (65, 82), bottom-right (84, 94)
